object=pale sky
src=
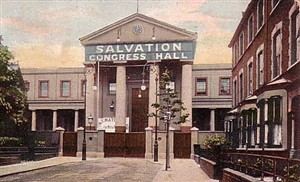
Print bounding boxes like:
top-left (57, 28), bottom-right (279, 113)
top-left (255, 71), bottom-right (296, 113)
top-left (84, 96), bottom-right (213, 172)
top-left (0, 0), bottom-right (249, 68)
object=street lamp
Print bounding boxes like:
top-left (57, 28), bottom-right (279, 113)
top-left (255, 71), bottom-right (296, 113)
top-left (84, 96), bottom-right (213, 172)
top-left (153, 68), bottom-right (159, 162)
top-left (87, 113), bottom-right (93, 130)
top-left (82, 77), bottom-right (87, 161)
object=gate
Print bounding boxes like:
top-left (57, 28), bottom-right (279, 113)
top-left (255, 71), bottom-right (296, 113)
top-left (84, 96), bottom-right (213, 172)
top-left (174, 132), bottom-right (191, 158)
top-left (104, 132), bottom-right (145, 157)
top-left (63, 132), bottom-right (77, 157)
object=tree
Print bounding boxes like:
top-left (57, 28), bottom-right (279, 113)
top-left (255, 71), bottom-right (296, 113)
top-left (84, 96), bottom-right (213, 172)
top-left (149, 68), bottom-right (189, 126)
top-left (0, 43), bottom-right (28, 137)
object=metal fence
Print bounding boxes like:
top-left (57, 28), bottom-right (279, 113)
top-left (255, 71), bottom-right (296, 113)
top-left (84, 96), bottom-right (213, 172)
top-left (221, 152), bottom-right (300, 182)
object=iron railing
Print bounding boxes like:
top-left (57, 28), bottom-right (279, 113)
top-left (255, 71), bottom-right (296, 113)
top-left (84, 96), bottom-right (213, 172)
top-left (221, 152), bottom-right (300, 182)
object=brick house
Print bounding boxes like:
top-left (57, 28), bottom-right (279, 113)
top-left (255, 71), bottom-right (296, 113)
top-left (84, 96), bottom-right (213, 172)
top-left (227, 0), bottom-right (300, 158)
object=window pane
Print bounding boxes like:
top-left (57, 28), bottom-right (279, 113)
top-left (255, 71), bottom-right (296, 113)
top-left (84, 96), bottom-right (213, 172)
top-left (220, 78), bottom-right (230, 94)
top-left (196, 79), bottom-right (206, 95)
top-left (61, 81), bottom-right (70, 97)
top-left (109, 83), bottom-right (116, 95)
top-left (40, 81), bottom-right (48, 97)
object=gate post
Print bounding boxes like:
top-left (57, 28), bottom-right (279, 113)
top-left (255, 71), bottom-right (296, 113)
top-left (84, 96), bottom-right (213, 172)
top-left (96, 129), bottom-right (105, 158)
top-left (169, 127), bottom-right (175, 159)
top-left (190, 127), bottom-right (199, 159)
top-left (145, 127), bottom-right (153, 159)
top-left (55, 127), bottom-right (65, 156)
top-left (77, 127), bottom-right (84, 157)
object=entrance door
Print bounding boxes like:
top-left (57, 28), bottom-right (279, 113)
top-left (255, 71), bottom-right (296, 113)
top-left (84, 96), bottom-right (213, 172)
top-left (131, 88), bottom-right (149, 132)
top-left (174, 132), bottom-right (191, 158)
top-left (63, 132), bottom-right (77, 157)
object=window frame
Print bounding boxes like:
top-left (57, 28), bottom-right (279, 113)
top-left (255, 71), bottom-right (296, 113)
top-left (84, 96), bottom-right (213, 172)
top-left (290, 9), bottom-right (300, 68)
top-left (248, 14), bottom-right (254, 44)
top-left (247, 61), bottom-right (253, 96)
top-left (257, 0), bottom-right (264, 30)
top-left (239, 32), bottom-right (244, 57)
top-left (257, 50), bottom-right (264, 88)
top-left (60, 80), bottom-right (71, 97)
top-left (195, 78), bottom-right (207, 96)
top-left (272, 29), bottom-right (282, 79)
top-left (219, 77), bottom-right (231, 95)
top-left (38, 80), bottom-right (49, 98)
top-left (239, 71), bottom-right (244, 102)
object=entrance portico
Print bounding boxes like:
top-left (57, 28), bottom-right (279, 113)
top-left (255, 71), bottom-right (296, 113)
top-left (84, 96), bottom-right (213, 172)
top-left (80, 13), bottom-right (197, 133)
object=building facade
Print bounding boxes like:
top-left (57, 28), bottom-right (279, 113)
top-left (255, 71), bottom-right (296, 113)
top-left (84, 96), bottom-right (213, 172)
top-left (227, 0), bottom-right (300, 157)
top-left (21, 68), bottom-right (85, 132)
top-left (192, 64), bottom-right (232, 132)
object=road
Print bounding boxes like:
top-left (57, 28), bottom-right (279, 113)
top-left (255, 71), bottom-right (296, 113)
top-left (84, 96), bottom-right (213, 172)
top-left (0, 158), bottom-right (162, 182)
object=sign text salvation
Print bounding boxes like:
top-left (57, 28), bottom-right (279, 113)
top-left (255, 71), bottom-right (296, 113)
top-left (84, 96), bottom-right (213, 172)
top-left (85, 42), bottom-right (196, 62)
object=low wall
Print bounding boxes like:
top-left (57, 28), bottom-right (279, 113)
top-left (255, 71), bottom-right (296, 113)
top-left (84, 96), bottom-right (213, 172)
top-left (76, 128), bottom-right (104, 158)
top-left (200, 157), bottom-right (219, 179)
top-left (221, 168), bottom-right (258, 182)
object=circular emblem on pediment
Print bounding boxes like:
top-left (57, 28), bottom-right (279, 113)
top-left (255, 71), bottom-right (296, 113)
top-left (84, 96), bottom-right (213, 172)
top-left (132, 24), bottom-right (144, 35)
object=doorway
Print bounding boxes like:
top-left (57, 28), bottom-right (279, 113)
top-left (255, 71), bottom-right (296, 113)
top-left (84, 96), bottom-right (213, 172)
top-left (131, 88), bottom-right (149, 132)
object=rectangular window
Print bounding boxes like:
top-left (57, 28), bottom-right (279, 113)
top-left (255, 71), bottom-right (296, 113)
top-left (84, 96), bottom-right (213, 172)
top-left (248, 15), bottom-right (254, 43)
top-left (234, 43), bottom-right (239, 64)
top-left (272, 30), bottom-right (281, 78)
top-left (257, 0), bottom-right (264, 29)
top-left (109, 83), bottom-right (116, 95)
top-left (61, 81), bottom-right (71, 97)
top-left (267, 96), bottom-right (282, 147)
top-left (220, 78), bottom-right (230, 95)
top-left (81, 80), bottom-right (86, 97)
top-left (39, 80), bottom-right (49, 98)
top-left (291, 11), bottom-right (299, 66)
top-left (257, 51), bottom-right (264, 87)
top-left (239, 73), bottom-right (244, 102)
top-left (248, 63), bottom-right (253, 95)
top-left (233, 80), bottom-right (237, 106)
top-left (239, 33), bottom-right (244, 57)
top-left (196, 78), bottom-right (207, 95)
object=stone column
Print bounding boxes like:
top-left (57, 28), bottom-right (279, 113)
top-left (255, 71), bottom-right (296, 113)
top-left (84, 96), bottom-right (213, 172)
top-left (74, 110), bottom-right (79, 132)
top-left (85, 66), bottom-right (96, 127)
top-left (31, 110), bottom-right (36, 131)
top-left (115, 65), bottom-right (126, 132)
top-left (148, 64), bottom-right (159, 127)
top-left (210, 109), bottom-right (215, 131)
top-left (190, 127), bottom-right (199, 159)
top-left (181, 64), bottom-right (193, 133)
top-left (52, 110), bottom-right (57, 131)
top-left (145, 127), bottom-right (153, 159)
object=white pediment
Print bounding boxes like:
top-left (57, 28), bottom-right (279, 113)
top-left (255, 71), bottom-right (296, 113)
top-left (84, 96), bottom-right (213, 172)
top-left (80, 13), bottom-right (197, 45)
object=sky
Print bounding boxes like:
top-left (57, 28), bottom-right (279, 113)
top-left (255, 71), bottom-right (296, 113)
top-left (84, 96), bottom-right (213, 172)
top-left (0, 0), bottom-right (249, 68)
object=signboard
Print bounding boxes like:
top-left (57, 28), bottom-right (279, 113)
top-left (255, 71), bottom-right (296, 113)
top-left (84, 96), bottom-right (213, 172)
top-left (85, 41), bottom-right (196, 62)
top-left (97, 117), bottom-right (129, 133)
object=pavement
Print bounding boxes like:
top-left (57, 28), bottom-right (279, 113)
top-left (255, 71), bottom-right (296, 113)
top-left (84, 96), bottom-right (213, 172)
top-left (0, 157), bottom-right (218, 182)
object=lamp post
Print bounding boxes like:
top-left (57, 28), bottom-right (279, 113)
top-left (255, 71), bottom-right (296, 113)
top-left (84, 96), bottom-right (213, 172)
top-left (154, 73), bottom-right (159, 162)
top-left (82, 77), bottom-right (87, 161)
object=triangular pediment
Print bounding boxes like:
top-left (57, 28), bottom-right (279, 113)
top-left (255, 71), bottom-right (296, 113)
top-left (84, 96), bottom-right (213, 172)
top-left (80, 13), bottom-right (197, 45)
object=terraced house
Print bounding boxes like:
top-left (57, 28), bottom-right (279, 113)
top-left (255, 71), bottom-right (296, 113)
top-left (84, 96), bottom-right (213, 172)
top-left (227, 0), bottom-right (300, 158)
